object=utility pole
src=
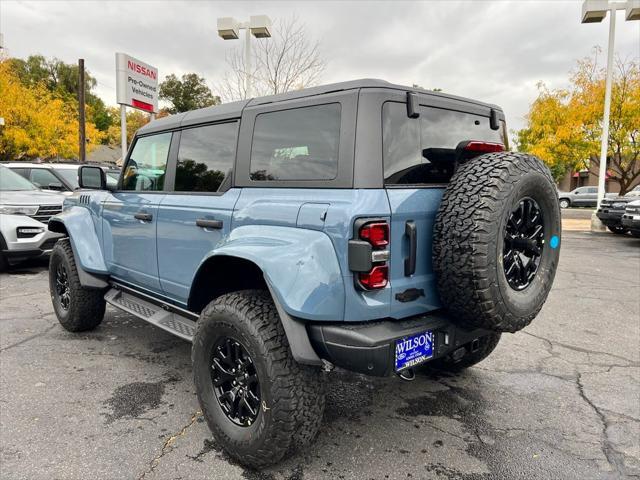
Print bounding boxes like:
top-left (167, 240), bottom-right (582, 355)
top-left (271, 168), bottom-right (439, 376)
top-left (78, 58), bottom-right (86, 163)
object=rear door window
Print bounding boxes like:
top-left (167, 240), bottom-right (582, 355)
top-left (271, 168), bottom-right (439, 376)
top-left (250, 103), bottom-right (341, 181)
top-left (175, 122), bottom-right (237, 192)
top-left (383, 102), bottom-right (506, 186)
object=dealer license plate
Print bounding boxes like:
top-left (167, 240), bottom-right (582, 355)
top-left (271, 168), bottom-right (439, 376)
top-left (395, 330), bottom-right (434, 371)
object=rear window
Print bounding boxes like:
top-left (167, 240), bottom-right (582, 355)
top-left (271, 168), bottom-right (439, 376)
top-left (383, 102), bottom-right (506, 186)
top-left (250, 103), bottom-right (341, 181)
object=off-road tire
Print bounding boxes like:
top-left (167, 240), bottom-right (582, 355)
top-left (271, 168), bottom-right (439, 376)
top-left (433, 152), bottom-right (561, 333)
top-left (607, 225), bottom-right (629, 235)
top-left (192, 290), bottom-right (325, 469)
top-left (49, 239), bottom-right (106, 331)
top-left (420, 333), bottom-right (501, 373)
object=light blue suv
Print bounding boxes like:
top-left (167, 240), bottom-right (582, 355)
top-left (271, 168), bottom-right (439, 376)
top-left (47, 80), bottom-right (561, 467)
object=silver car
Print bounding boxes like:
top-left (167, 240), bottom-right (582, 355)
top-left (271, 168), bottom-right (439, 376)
top-left (0, 166), bottom-right (64, 271)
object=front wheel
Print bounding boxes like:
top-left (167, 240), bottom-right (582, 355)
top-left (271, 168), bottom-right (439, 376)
top-left (192, 290), bottom-right (325, 469)
top-left (49, 239), bottom-right (106, 332)
top-left (607, 225), bottom-right (629, 235)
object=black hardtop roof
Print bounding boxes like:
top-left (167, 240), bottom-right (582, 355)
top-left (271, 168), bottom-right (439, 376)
top-left (138, 78), bottom-right (502, 135)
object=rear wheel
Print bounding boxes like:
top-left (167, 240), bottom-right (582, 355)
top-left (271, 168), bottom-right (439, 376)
top-left (192, 290), bottom-right (324, 469)
top-left (607, 225), bottom-right (629, 235)
top-left (559, 198), bottom-right (570, 209)
top-left (433, 152), bottom-right (561, 333)
top-left (49, 239), bottom-right (106, 332)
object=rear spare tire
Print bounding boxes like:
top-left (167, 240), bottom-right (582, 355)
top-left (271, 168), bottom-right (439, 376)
top-left (433, 152), bottom-right (560, 333)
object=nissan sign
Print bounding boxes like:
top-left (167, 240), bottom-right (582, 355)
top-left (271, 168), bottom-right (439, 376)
top-left (116, 52), bottom-right (158, 113)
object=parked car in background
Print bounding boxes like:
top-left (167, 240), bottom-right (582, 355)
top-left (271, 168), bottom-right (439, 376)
top-left (557, 186), bottom-right (601, 208)
top-left (622, 200), bottom-right (640, 238)
top-left (2, 162), bottom-right (120, 194)
top-left (596, 187), bottom-right (640, 234)
top-left (0, 166), bottom-right (63, 271)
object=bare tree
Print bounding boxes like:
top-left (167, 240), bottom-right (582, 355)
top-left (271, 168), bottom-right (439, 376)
top-left (218, 15), bottom-right (325, 101)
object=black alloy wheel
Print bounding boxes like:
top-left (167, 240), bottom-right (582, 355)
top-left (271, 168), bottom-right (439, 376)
top-left (211, 337), bottom-right (261, 427)
top-left (54, 263), bottom-right (70, 310)
top-left (503, 197), bottom-right (545, 291)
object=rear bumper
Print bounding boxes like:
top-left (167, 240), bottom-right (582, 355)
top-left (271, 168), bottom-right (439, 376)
top-left (307, 311), bottom-right (489, 376)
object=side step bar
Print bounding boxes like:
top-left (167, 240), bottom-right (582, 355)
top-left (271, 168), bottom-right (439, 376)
top-left (104, 288), bottom-right (196, 342)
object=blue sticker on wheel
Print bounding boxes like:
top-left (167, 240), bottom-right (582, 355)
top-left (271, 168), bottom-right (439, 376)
top-left (395, 330), bottom-right (434, 371)
top-left (550, 235), bottom-right (559, 249)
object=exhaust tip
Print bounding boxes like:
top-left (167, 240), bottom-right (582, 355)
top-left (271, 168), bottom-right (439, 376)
top-left (398, 369), bottom-right (416, 381)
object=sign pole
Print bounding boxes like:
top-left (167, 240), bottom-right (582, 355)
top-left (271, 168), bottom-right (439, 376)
top-left (78, 58), bottom-right (86, 163)
top-left (120, 104), bottom-right (127, 162)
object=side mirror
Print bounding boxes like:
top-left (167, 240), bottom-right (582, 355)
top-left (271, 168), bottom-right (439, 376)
top-left (79, 166), bottom-right (107, 190)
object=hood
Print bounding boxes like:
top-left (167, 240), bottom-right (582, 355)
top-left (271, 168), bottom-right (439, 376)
top-left (0, 189), bottom-right (65, 206)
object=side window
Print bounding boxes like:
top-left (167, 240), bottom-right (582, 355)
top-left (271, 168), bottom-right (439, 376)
top-left (588, 187), bottom-right (597, 194)
top-left (121, 132), bottom-right (172, 191)
top-left (574, 187), bottom-right (586, 194)
top-left (30, 169), bottom-right (63, 189)
top-left (175, 122), bottom-right (237, 192)
top-left (250, 103), bottom-right (341, 181)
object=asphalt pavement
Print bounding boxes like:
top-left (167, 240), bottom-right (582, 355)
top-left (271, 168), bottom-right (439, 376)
top-left (1, 230), bottom-right (638, 479)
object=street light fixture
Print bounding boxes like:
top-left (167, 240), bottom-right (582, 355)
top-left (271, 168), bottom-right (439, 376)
top-left (581, 0), bottom-right (639, 230)
top-left (217, 15), bottom-right (272, 98)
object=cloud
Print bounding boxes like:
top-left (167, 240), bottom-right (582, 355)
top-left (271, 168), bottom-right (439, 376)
top-left (3, 0), bottom-right (639, 134)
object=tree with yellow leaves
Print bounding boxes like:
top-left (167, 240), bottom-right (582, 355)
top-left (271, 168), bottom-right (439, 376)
top-left (517, 49), bottom-right (640, 195)
top-left (0, 59), bottom-right (103, 161)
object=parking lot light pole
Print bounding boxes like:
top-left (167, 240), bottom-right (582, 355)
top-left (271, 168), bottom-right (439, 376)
top-left (216, 15), bottom-right (272, 99)
top-left (581, 0), bottom-right (639, 230)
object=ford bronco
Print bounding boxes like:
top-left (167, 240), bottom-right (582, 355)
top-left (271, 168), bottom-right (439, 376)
top-left (47, 79), bottom-right (561, 468)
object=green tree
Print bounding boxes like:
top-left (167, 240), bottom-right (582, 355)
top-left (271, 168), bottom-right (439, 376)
top-left (159, 73), bottom-right (220, 114)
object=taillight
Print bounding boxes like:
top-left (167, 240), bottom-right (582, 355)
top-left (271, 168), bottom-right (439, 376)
top-left (463, 141), bottom-right (505, 154)
top-left (350, 219), bottom-right (390, 290)
top-left (359, 265), bottom-right (388, 289)
top-left (359, 222), bottom-right (389, 247)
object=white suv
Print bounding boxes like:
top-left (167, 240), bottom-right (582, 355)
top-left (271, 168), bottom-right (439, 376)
top-left (0, 166), bottom-right (64, 271)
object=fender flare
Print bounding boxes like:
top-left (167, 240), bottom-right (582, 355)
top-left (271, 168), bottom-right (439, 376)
top-left (49, 207), bottom-right (109, 289)
top-left (200, 224), bottom-right (345, 322)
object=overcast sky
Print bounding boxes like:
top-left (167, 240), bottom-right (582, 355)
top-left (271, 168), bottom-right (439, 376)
top-left (2, 0), bottom-right (639, 137)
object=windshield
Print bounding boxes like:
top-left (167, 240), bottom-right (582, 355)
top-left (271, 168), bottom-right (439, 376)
top-left (0, 166), bottom-right (38, 191)
top-left (106, 170), bottom-right (120, 188)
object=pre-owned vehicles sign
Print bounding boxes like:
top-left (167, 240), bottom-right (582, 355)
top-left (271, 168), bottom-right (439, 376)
top-left (116, 52), bottom-right (158, 113)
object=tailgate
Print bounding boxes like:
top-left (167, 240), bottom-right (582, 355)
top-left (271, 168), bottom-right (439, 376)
top-left (386, 188), bottom-right (444, 319)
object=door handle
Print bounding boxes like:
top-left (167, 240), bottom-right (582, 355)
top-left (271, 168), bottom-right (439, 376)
top-left (196, 218), bottom-right (223, 229)
top-left (134, 212), bottom-right (153, 222)
top-left (404, 220), bottom-right (417, 276)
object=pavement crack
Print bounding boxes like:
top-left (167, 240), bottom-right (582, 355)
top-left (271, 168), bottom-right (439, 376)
top-left (0, 324), bottom-right (56, 353)
top-left (575, 373), bottom-right (626, 476)
top-left (137, 410), bottom-right (202, 480)
top-left (522, 331), bottom-right (639, 365)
